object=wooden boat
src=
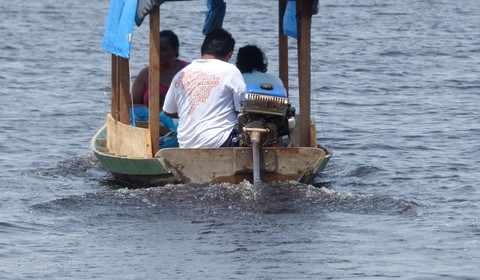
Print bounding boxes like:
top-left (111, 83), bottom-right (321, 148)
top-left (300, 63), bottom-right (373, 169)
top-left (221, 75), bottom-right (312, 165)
top-left (91, 0), bottom-right (332, 186)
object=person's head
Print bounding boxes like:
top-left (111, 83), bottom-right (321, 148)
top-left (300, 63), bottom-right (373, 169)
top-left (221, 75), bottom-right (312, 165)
top-left (201, 28), bottom-right (235, 60)
top-left (236, 45), bottom-right (268, 74)
top-left (160, 30), bottom-right (180, 63)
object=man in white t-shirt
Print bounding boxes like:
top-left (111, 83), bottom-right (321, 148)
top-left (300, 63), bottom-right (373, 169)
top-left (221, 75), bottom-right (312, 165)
top-left (163, 29), bottom-right (246, 148)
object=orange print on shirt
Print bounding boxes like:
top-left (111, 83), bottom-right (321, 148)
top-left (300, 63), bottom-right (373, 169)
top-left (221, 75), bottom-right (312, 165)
top-left (175, 69), bottom-right (220, 115)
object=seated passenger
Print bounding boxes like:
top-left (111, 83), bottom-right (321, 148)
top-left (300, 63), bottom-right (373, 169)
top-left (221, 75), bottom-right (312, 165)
top-left (235, 45), bottom-right (284, 86)
top-left (163, 28), bottom-right (246, 148)
top-left (130, 30), bottom-right (187, 148)
top-left (131, 30), bottom-right (188, 109)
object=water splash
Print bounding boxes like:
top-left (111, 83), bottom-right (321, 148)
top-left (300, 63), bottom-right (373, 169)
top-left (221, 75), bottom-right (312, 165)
top-left (32, 180), bottom-right (417, 220)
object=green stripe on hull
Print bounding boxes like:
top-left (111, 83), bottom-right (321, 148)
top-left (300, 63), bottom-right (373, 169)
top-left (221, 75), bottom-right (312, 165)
top-left (314, 145), bottom-right (332, 174)
top-left (93, 151), bottom-right (169, 175)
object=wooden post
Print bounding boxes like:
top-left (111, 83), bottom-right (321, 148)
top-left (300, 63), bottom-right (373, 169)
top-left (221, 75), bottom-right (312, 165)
top-left (278, 0), bottom-right (289, 93)
top-left (149, 9), bottom-right (160, 155)
top-left (111, 54), bottom-right (118, 120)
top-left (118, 56), bottom-right (130, 124)
top-left (297, 0), bottom-right (312, 147)
top-left (111, 54), bottom-right (130, 124)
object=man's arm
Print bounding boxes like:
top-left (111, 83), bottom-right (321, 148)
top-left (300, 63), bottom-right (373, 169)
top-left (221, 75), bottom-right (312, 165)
top-left (163, 80), bottom-right (179, 118)
top-left (163, 111), bottom-right (179, 118)
top-left (231, 69), bottom-right (247, 111)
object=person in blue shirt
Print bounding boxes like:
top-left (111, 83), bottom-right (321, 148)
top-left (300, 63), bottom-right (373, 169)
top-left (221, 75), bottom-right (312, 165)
top-left (235, 45), bottom-right (284, 86)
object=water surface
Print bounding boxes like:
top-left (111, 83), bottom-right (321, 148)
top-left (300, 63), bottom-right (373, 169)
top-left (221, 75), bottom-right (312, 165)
top-left (0, 0), bottom-right (479, 279)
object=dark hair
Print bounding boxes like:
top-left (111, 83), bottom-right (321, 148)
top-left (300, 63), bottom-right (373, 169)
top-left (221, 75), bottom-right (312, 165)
top-left (236, 45), bottom-right (268, 74)
top-left (160, 30), bottom-right (180, 57)
top-left (201, 28), bottom-right (235, 58)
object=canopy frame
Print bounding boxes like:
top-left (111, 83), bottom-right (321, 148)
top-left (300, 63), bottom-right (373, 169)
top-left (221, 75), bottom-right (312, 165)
top-left (109, 0), bottom-right (316, 156)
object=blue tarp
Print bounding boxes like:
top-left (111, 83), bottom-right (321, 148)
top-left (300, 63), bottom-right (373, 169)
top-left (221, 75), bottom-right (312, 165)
top-left (283, 1), bottom-right (297, 39)
top-left (135, 0), bottom-right (164, 26)
top-left (202, 0), bottom-right (226, 35)
top-left (103, 0), bottom-right (304, 57)
top-left (102, 0), bottom-right (138, 58)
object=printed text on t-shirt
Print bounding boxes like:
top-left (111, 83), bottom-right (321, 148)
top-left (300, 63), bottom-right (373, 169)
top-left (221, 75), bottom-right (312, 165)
top-left (175, 69), bottom-right (220, 115)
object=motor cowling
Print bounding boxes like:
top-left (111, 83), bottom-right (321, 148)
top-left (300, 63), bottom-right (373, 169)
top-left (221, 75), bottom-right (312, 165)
top-left (238, 83), bottom-right (295, 147)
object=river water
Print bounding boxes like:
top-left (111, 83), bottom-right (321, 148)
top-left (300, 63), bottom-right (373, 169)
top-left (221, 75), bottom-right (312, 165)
top-left (1, 0), bottom-right (479, 279)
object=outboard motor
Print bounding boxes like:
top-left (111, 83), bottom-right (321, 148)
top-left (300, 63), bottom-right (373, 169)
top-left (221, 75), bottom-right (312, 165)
top-left (237, 82), bottom-right (295, 186)
top-left (238, 82), bottom-right (295, 147)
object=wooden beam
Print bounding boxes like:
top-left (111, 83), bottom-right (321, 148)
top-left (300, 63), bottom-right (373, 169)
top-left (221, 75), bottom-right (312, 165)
top-left (297, 0), bottom-right (312, 147)
top-left (110, 54), bottom-right (130, 124)
top-left (118, 56), bottom-right (130, 124)
top-left (111, 54), bottom-right (118, 120)
top-left (149, 9), bottom-right (160, 155)
top-left (278, 0), bottom-right (289, 93)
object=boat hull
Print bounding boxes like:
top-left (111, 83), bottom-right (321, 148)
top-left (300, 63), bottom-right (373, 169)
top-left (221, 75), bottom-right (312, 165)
top-left (157, 146), bottom-right (331, 184)
top-left (91, 124), bottom-right (331, 186)
top-left (90, 124), bottom-right (179, 186)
